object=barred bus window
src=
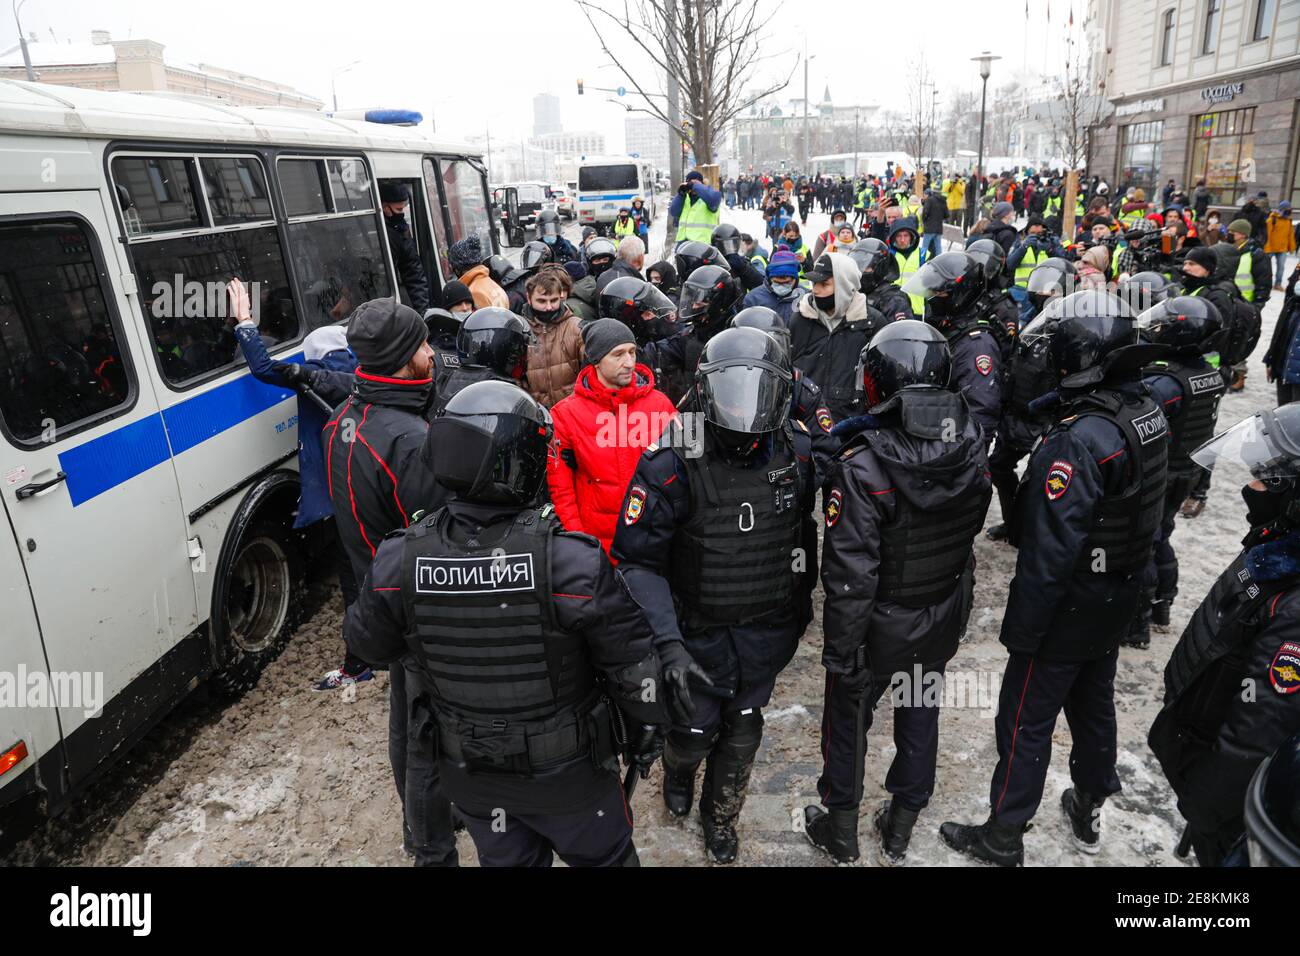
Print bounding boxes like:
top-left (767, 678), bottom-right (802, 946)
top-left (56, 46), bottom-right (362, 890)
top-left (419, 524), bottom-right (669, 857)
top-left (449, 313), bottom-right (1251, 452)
top-left (0, 220), bottom-right (133, 442)
top-left (113, 153), bottom-right (300, 387)
top-left (278, 155), bottom-right (391, 331)
top-left (111, 156), bottom-right (201, 237)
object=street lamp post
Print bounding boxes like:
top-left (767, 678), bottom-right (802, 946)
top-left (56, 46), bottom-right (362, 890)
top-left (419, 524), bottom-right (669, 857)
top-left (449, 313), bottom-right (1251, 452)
top-left (802, 45), bottom-right (817, 176)
top-left (13, 0), bottom-right (36, 82)
top-left (970, 51), bottom-right (1001, 234)
top-left (331, 59), bottom-right (361, 113)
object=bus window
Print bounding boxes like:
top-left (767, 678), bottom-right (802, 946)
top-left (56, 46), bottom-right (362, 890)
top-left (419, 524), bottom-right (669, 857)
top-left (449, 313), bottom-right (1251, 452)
top-left (278, 158), bottom-right (330, 217)
top-left (112, 156), bottom-right (202, 237)
top-left (201, 157), bottom-right (274, 225)
top-left (579, 164), bottom-right (638, 192)
top-left (279, 156), bottom-right (392, 330)
top-left (427, 157), bottom-right (493, 278)
top-left (113, 154), bottom-right (299, 387)
top-left (0, 219), bottom-right (133, 442)
top-left (328, 158), bottom-right (374, 213)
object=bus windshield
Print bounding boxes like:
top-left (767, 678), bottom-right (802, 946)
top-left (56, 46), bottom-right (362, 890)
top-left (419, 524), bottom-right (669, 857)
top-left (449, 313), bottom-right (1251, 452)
top-left (516, 184), bottom-right (548, 204)
top-left (580, 165), bottom-right (638, 192)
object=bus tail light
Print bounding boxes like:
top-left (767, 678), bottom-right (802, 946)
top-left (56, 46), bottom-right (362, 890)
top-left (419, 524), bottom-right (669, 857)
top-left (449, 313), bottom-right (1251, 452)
top-left (0, 740), bottom-right (28, 777)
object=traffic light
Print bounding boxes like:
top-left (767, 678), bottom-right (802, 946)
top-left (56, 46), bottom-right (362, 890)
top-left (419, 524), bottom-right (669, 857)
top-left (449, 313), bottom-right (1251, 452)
top-left (577, 79), bottom-right (584, 96)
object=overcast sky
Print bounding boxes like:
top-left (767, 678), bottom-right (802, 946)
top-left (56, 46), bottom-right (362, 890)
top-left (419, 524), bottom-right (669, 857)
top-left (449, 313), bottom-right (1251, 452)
top-left (4, 0), bottom-right (1083, 149)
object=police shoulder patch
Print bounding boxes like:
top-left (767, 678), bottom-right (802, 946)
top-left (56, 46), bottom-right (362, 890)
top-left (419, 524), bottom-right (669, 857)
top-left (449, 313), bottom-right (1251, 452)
top-left (816, 407), bottom-right (834, 434)
top-left (1270, 640), bottom-right (1300, 695)
top-left (975, 354), bottom-right (993, 376)
top-left (825, 488), bottom-right (843, 527)
top-left (1045, 460), bottom-right (1074, 501)
top-left (624, 485), bottom-right (648, 525)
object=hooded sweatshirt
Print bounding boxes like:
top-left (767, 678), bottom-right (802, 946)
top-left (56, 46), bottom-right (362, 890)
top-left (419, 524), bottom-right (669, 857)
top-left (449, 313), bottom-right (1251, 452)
top-left (788, 253), bottom-right (884, 420)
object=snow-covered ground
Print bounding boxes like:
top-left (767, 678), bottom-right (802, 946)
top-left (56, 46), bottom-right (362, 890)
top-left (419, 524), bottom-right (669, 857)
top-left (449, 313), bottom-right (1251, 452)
top-left (6, 206), bottom-right (1286, 866)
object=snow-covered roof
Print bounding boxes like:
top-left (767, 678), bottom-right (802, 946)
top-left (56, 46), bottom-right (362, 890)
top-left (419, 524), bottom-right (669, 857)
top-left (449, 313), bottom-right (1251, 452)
top-left (0, 79), bottom-right (481, 155)
top-left (0, 41), bottom-right (116, 68)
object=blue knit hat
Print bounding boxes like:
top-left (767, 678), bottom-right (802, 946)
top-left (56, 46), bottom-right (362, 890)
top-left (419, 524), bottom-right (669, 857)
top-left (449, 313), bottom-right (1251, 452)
top-left (767, 249), bottom-right (801, 278)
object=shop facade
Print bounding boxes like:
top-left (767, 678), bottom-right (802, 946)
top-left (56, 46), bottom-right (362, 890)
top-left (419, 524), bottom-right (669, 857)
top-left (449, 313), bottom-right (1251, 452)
top-left (1090, 58), bottom-right (1300, 210)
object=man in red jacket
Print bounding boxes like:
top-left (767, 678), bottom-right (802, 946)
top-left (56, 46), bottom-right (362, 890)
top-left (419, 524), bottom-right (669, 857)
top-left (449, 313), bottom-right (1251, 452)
top-left (548, 319), bottom-right (677, 554)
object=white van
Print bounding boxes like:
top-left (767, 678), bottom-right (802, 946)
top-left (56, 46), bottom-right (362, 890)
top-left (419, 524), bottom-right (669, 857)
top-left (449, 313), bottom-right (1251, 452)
top-left (576, 157), bottom-right (657, 234)
top-left (0, 80), bottom-right (496, 816)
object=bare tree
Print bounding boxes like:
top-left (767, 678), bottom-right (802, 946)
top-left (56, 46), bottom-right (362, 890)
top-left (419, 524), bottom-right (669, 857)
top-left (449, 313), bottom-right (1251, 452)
top-left (1048, 40), bottom-right (1107, 173)
top-left (900, 61), bottom-right (933, 171)
top-left (575, 0), bottom-right (796, 165)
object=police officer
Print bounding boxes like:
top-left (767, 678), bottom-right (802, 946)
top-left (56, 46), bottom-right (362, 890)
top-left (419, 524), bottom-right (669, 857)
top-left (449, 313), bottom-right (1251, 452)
top-left (731, 306), bottom-right (838, 478)
top-left (965, 238), bottom-right (1021, 355)
top-left (985, 299), bottom-right (1070, 541)
top-left (713, 223), bottom-right (766, 292)
top-left (380, 182), bottom-right (430, 313)
top-left (344, 382), bottom-right (696, 867)
top-left (598, 275), bottom-right (682, 395)
top-left (903, 252), bottom-right (1004, 449)
top-left (612, 328), bottom-right (818, 864)
top-left (536, 209), bottom-right (578, 263)
top-left (504, 241), bottom-right (556, 314)
top-left (1116, 270), bottom-right (1176, 315)
top-left (849, 239), bottom-right (916, 322)
top-left (804, 321), bottom-right (992, 865)
top-left (674, 240), bottom-right (730, 286)
top-left (568, 237), bottom-right (619, 322)
top-left (431, 308), bottom-right (530, 416)
top-left (1149, 404), bottom-right (1300, 866)
top-left (649, 263), bottom-right (744, 406)
top-left (941, 291), bottom-right (1170, 865)
top-left (424, 308), bottom-right (464, 386)
top-left (1124, 297), bottom-right (1227, 649)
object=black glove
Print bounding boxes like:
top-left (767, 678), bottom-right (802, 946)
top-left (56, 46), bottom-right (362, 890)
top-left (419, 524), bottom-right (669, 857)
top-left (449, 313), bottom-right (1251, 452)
top-left (837, 662), bottom-right (873, 694)
top-left (658, 640), bottom-right (713, 725)
top-left (679, 183), bottom-right (691, 196)
top-left (279, 363), bottom-right (310, 388)
top-left (630, 725), bottom-right (664, 775)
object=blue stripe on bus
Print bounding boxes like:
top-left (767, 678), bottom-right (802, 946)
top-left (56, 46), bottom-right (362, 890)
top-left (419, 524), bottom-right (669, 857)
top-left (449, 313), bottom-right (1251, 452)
top-left (57, 359), bottom-right (301, 507)
top-left (578, 193), bottom-right (638, 202)
top-left (59, 414), bottom-right (171, 507)
top-left (161, 371), bottom-right (294, 456)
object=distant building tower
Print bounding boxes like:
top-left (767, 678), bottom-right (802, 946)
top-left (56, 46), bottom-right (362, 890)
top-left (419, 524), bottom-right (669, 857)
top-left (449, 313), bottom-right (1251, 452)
top-left (533, 93), bottom-right (562, 138)
top-left (820, 85), bottom-right (833, 118)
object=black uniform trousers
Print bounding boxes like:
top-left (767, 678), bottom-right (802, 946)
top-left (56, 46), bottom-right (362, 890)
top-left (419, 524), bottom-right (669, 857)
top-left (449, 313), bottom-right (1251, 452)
top-left (457, 774), bottom-right (634, 867)
top-left (388, 664), bottom-right (458, 866)
top-left (671, 673), bottom-right (778, 737)
top-left (1151, 470), bottom-right (1200, 602)
top-left (817, 662), bottom-right (947, 813)
top-left (988, 427), bottom-right (1036, 520)
top-left (988, 649), bottom-right (1122, 827)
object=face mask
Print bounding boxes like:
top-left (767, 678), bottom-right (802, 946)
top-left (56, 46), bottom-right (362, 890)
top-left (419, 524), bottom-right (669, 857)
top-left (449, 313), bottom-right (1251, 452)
top-left (1243, 482), bottom-right (1293, 528)
top-left (770, 279), bottom-right (797, 299)
top-left (543, 236), bottom-right (557, 245)
top-left (532, 306), bottom-right (564, 324)
top-left (1181, 272), bottom-right (1208, 290)
top-left (815, 293), bottom-right (837, 314)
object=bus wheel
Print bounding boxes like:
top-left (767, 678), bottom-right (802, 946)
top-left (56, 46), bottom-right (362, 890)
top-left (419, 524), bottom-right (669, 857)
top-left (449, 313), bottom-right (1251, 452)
top-left (212, 519), bottom-right (303, 695)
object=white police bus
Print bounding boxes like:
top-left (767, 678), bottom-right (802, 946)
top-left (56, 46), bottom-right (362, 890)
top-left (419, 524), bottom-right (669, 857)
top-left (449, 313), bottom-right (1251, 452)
top-left (576, 156), bottom-right (657, 234)
top-left (0, 79), bottom-right (496, 815)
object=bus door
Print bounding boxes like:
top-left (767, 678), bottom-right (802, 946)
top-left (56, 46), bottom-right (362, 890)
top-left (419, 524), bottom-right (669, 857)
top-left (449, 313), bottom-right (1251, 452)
top-left (0, 496), bottom-right (59, 806)
top-left (0, 191), bottom-right (198, 782)
top-left (379, 176), bottom-right (441, 307)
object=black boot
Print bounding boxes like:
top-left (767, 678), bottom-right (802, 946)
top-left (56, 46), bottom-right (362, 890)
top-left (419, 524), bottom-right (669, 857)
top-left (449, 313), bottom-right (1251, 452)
top-left (939, 816), bottom-right (1025, 867)
top-left (803, 805), bottom-right (860, 864)
top-left (1121, 591), bottom-right (1153, 650)
top-left (1150, 599), bottom-right (1172, 628)
top-left (985, 522), bottom-right (1009, 542)
top-left (1060, 788), bottom-right (1103, 855)
top-left (699, 710), bottom-right (763, 865)
top-left (661, 732), bottom-right (713, 819)
top-left (874, 799), bottom-right (920, 864)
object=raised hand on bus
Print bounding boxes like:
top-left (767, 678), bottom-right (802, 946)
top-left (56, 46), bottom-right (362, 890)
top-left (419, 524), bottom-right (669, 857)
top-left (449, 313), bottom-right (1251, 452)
top-left (226, 277), bottom-right (256, 328)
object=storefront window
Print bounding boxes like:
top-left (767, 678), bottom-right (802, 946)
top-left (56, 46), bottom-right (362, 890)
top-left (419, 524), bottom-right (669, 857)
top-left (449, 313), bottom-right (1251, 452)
top-left (1119, 121), bottom-right (1164, 196)
top-left (1187, 107), bottom-right (1256, 207)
